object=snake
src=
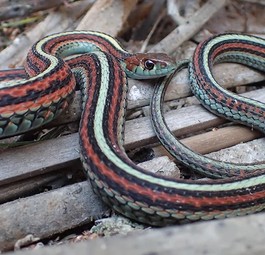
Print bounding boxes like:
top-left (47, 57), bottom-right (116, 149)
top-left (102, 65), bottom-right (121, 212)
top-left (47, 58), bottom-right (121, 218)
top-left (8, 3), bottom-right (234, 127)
top-left (151, 34), bottom-right (265, 179)
top-left (0, 31), bottom-right (265, 226)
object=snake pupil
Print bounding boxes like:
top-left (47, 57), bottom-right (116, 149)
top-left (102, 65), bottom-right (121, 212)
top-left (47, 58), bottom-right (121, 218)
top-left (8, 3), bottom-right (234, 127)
top-left (144, 60), bottom-right (155, 70)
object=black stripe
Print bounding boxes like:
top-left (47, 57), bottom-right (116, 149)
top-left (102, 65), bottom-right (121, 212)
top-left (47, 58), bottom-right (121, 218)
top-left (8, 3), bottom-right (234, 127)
top-left (0, 92), bottom-right (74, 138)
top-left (0, 69), bottom-right (28, 81)
top-left (0, 60), bottom-right (71, 107)
top-left (25, 45), bottom-right (50, 75)
top-left (153, 194), bottom-right (265, 212)
top-left (102, 54), bottom-right (126, 146)
top-left (76, 46), bottom-right (265, 213)
top-left (83, 150), bottom-right (265, 211)
top-left (191, 36), bottom-right (265, 131)
top-left (79, 54), bottom-right (265, 201)
top-left (42, 33), bottom-right (130, 61)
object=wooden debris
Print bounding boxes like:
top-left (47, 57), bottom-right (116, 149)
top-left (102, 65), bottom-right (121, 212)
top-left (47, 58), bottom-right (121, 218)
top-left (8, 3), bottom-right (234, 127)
top-left (11, 212), bottom-right (265, 255)
top-left (0, 0), bottom-right (66, 21)
top-left (77, 0), bottom-right (138, 34)
top-left (0, 88), bottom-right (264, 187)
top-left (0, 181), bottom-right (108, 251)
top-left (0, 0), bottom-right (265, 253)
top-left (151, 0), bottom-right (226, 54)
top-left (0, 0), bottom-right (94, 68)
top-left (1, 135), bottom-right (264, 251)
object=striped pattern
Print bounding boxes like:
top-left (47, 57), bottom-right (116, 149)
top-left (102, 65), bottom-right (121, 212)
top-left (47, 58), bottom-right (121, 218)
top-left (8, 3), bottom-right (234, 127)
top-left (191, 34), bottom-right (265, 132)
top-left (1, 31), bottom-right (265, 226)
top-left (151, 34), bottom-right (265, 179)
top-left (77, 35), bottom-right (265, 225)
top-left (0, 31), bottom-right (129, 138)
top-left (0, 31), bottom-right (176, 137)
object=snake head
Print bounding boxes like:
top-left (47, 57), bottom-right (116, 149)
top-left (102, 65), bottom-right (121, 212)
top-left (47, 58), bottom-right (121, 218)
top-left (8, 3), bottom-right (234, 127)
top-left (123, 53), bottom-right (177, 79)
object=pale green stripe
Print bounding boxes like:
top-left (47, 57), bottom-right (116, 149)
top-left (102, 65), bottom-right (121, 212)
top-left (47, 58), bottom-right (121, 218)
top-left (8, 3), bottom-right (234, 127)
top-left (1, 31), bottom-right (127, 89)
top-left (202, 34), bottom-right (265, 107)
top-left (93, 51), bottom-right (265, 192)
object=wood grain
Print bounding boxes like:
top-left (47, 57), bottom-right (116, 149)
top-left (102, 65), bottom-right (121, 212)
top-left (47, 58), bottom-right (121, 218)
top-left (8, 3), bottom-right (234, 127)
top-left (9, 212), bottom-right (265, 255)
top-left (77, 0), bottom-right (138, 34)
top-left (1, 135), bottom-right (264, 252)
top-left (1, 88), bottom-right (264, 189)
top-left (0, 181), bottom-right (108, 251)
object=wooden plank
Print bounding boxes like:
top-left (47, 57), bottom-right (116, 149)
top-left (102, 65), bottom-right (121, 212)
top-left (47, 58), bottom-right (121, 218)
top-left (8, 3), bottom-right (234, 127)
top-left (128, 65), bottom-right (264, 109)
top-left (53, 61), bottom-right (265, 126)
top-left (154, 125), bottom-right (262, 158)
top-left (182, 125), bottom-right (262, 155)
top-left (0, 156), bottom-right (175, 251)
top-left (0, 136), bottom-right (264, 251)
top-left (0, 181), bottom-right (108, 251)
top-left (0, 88), bottom-right (264, 187)
top-left (57, 65), bottom-right (265, 119)
top-left (55, 87), bottom-right (265, 146)
top-left (0, 125), bottom-right (263, 204)
top-left (1, 137), bottom-right (264, 252)
top-left (0, 167), bottom-right (84, 204)
top-left (7, 211), bottom-right (265, 255)
top-left (0, 133), bottom-right (79, 186)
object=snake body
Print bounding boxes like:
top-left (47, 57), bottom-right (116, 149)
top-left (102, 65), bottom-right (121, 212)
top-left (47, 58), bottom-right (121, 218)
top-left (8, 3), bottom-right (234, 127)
top-left (151, 34), bottom-right (265, 179)
top-left (1, 31), bottom-right (265, 226)
top-left (0, 31), bottom-right (175, 138)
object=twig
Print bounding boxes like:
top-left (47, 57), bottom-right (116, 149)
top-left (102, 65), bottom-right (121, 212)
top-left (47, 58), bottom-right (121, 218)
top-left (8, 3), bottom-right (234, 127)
top-left (140, 10), bottom-right (166, 53)
top-left (77, 0), bottom-right (138, 35)
top-left (167, 0), bottom-right (200, 25)
top-left (0, 0), bottom-right (66, 21)
top-left (150, 0), bottom-right (227, 54)
top-left (0, 0), bottom-right (94, 68)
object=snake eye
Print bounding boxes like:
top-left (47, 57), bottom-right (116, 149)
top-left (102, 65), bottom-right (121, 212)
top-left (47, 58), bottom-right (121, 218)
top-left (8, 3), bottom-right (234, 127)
top-left (144, 60), bottom-right (155, 70)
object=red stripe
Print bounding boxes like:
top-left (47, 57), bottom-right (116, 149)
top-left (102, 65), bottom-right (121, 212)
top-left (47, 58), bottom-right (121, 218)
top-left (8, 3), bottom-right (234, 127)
top-left (0, 66), bottom-right (74, 115)
top-left (78, 52), bottom-right (265, 211)
top-left (25, 49), bottom-right (48, 75)
top-left (210, 42), bottom-right (265, 62)
top-left (82, 137), bottom-right (265, 208)
top-left (0, 75), bottom-right (75, 114)
top-left (0, 65), bottom-right (71, 98)
top-left (193, 41), bottom-right (265, 117)
top-left (107, 56), bottom-right (126, 148)
top-left (43, 33), bottom-right (125, 60)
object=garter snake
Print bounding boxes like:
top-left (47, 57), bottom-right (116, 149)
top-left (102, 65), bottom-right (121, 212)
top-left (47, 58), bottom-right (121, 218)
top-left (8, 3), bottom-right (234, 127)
top-left (1, 31), bottom-right (265, 226)
top-left (151, 34), bottom-right (265, 179)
